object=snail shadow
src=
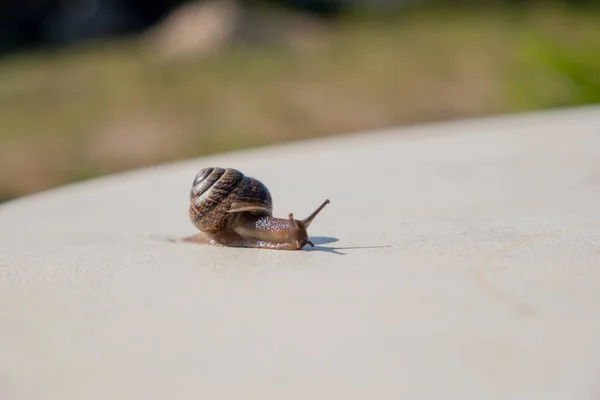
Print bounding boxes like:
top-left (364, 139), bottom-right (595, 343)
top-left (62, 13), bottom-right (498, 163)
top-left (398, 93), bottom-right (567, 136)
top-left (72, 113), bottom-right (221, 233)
top-left (308, 237), bottom-right (392, 255)
top-left (310, 236), bottom-right (339, 245)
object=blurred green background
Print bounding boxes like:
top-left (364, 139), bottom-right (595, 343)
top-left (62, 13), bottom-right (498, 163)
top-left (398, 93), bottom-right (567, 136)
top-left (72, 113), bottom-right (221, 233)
top-left (1, 0), bottom-right (599, 201)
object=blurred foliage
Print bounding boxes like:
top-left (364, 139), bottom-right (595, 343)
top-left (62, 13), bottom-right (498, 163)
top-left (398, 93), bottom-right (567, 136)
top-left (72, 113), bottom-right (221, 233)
top-left (510, 15), bottom-right (600, 108)
top-left (0, 1), bottom-right (599, 201)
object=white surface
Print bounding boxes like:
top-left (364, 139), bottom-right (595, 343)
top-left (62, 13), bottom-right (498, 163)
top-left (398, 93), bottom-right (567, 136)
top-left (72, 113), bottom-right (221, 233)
top-left (1, 107), bottom-right (600, 400)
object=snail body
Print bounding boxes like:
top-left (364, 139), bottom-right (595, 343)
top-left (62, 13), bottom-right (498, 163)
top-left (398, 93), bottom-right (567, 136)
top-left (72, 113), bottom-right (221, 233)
top-left (186, 167), bottom-right (329, 250)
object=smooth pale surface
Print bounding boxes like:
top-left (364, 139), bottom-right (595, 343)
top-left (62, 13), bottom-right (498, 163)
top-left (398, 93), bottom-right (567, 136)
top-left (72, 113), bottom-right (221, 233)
top-left (1, 107), bottom-right (600, 400)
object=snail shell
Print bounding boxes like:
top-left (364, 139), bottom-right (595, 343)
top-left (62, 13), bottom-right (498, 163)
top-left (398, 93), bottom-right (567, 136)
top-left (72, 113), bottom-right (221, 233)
top-left (189, 167), bottom-right (272, 233)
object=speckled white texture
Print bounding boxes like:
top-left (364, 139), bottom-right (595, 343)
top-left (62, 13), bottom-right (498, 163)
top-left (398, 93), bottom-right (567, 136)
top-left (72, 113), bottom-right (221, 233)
top-left (1, 107), bottom-right (600, 400)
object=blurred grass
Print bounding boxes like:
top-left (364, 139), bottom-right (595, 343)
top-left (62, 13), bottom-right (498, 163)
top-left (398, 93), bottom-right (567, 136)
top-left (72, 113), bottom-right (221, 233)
top-left (0, 2), bottom-right (599, 201)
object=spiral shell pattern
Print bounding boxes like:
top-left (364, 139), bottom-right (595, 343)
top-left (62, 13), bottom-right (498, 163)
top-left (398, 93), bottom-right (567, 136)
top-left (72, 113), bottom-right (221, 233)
top-left (189, 167), bottom-right (272, 233)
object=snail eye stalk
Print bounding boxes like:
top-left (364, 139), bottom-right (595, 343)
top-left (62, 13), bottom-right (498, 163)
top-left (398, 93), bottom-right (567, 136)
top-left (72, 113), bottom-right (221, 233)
top-left (302, 199), bottom-right (330, 228)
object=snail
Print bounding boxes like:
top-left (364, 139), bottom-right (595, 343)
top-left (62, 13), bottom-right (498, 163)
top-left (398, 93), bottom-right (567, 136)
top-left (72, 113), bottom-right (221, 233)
top-left (183, 167), bottom-right (330, 250)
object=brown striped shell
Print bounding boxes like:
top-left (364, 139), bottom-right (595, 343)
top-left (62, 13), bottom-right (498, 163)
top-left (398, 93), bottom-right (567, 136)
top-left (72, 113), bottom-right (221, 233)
top-left (189, 167), bottom-right (273, 233)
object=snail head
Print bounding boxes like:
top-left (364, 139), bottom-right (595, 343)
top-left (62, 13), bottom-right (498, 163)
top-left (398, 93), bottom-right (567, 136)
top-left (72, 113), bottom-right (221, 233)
top-left (288, 199), bottom-right (330, 248)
